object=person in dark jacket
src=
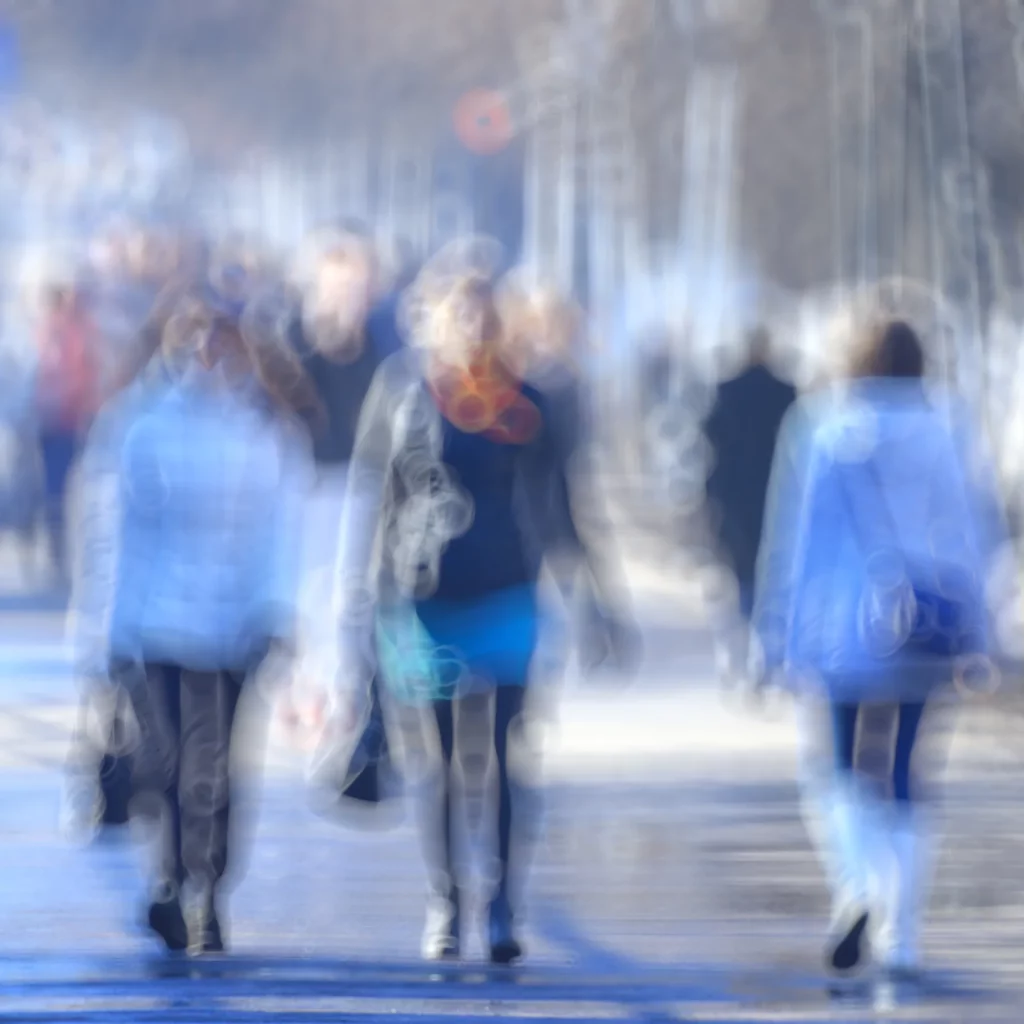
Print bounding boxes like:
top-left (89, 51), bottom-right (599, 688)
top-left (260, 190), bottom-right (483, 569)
top-left (286, 232), bottom-right (402, 736)
top-left (288, 234), bottom-right (381, 466)
top-left (702, 326), bottom-right (797, 622)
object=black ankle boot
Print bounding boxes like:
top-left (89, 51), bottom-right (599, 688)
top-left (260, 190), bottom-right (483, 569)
top-left (146, 887), bottom-right (189, 952)
top-left (488, 888), bottom-right (522, 966)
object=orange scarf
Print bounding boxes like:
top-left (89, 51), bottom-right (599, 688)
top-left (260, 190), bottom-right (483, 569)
top-left (429, 352), bottom-right (541, 445)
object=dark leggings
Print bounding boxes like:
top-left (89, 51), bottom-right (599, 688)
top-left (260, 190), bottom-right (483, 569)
top-left (831, 701), bottom-right (927, 803)
top-left (425, 686), bottom-right (526, 903)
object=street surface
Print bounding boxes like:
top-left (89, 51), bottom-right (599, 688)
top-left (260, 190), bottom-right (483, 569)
top-left (0, 551), bottom-right (1023, 1021)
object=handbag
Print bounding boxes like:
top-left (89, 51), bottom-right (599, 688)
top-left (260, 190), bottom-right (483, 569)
top-left (69, 677), bottom-right (136, 830)
top-left (307, 674), bottom-right (400, 822)
top-left (98, 694), bottom-right (133, 827)
top-left (838, 453), bottom-right (984, 662)
top-left (337, 675), bottom-right (392, 805)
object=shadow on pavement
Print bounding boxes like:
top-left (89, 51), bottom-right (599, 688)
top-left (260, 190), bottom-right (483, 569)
top-left (0, 951), bottom-right (1003, 1023)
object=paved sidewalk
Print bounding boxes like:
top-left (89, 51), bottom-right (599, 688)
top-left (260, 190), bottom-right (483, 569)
top-left (2, 765), bottom-right (1024, 1021)
top-left (2, 655), bottom-right (1024, 1022)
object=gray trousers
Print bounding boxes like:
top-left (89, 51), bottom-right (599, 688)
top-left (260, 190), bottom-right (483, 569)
top-left (127, 663), bottom-right (244, 898)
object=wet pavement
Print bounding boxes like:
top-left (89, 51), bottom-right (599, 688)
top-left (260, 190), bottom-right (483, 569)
top-left (2, 602), bottom-right (1024, 1019)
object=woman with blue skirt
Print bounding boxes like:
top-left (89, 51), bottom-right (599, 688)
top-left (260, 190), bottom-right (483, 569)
top-left (334, 240), bottom-right (631, 965)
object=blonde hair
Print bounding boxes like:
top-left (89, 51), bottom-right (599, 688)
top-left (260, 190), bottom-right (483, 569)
top-left (414, 272), bottom-right (501, 368)
top-left (402, 236), bottom-right (506, 369)
top-left (497, 272), bottom-right (582, 372)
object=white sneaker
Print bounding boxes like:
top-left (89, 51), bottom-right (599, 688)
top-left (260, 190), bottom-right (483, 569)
top-left (874, 809), bottom-right (931, 977)
top-left (421, 895), bottom-right (460, 961)
top-left (822, 779), bottom-right (879, 974)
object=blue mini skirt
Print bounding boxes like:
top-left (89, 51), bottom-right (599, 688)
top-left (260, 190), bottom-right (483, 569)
top-left (375, 584), bottom-right (540, 705)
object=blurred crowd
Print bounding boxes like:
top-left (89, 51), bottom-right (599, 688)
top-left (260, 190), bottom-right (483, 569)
top-left (4, 210), bottom-right (1012, 985)
top-left (42, 221), bottom-right (638, 964)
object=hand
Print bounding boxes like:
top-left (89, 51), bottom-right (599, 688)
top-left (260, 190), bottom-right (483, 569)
top-left (739, 635), bottom-right (795, 718)
top-left (578, 602), bottom-right (642, 679)
top-left (277, 681), bottom-right (340, 754)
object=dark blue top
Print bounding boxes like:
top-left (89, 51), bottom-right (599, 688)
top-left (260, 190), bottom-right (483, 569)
top-left (422, 382), bottom-right (566, 603)
top-left (289, 293), bottom-right (406, 466)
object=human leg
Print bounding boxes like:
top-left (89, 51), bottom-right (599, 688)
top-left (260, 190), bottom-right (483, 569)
top-left (126, 663), bottom-right (189, 952)
top-left (38, 431), bottom-right (76, 583)
top-left (178, 668), bottom-right (242, 953)
top-left (824, 701), bottom-right (875, 973)
top-left (420, 698), bottom-right (460, 959)
top-left (875, 700), bottom-right (933, 976)
top-left (488, 684), bottom-right (527, 964)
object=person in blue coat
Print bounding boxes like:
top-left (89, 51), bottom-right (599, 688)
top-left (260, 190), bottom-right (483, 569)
top-left (753, 317), bottom-right (1009, 978)
top-left (78, 286), bottom-right (312, 956)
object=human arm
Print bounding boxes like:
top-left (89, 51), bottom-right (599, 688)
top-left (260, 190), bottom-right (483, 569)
top-left (67, 398), bottom-right (133, 678)
top-left (750, 398), bottom-right (820, 685)
top-left (330, 357), bottom-right (404, 705)
top-left (537, 380), bottom-right (640, 676)
top-left (944, 398), bottom-right (1016, 672)
top-left (256, 416), bottom-right (316, 659)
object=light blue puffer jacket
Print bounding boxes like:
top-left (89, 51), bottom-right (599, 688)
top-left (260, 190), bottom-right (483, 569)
top-left (85, 368), bottom-right (312, 673)
top-left (754, 380), bottom-right (1009, 702)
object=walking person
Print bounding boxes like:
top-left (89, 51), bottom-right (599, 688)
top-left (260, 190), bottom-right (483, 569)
top-left (34, 281), bottom-right (101, 587)
top-left (286, 232), bottom-right (387, 735)
top-left (333, 242), bottom-right (632, 965)
top-left (752, 317), bottom-right (1008, 978)
top-left (80, 287), bottom-right (310, 953)
top-left (65, 266), bottom-right (212, 842)
top-left (0, 342), bottom-right (43, 584)
top-left (703, 326), bottom-right (797, 623)
top-left (497, 273), bottom-right (637, 689)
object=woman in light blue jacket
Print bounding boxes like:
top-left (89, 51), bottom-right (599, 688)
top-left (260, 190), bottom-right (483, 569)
top-left (753, 318), bottom-right (1008, 978)
top-left (78, 288), bottom-right (311, 955)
